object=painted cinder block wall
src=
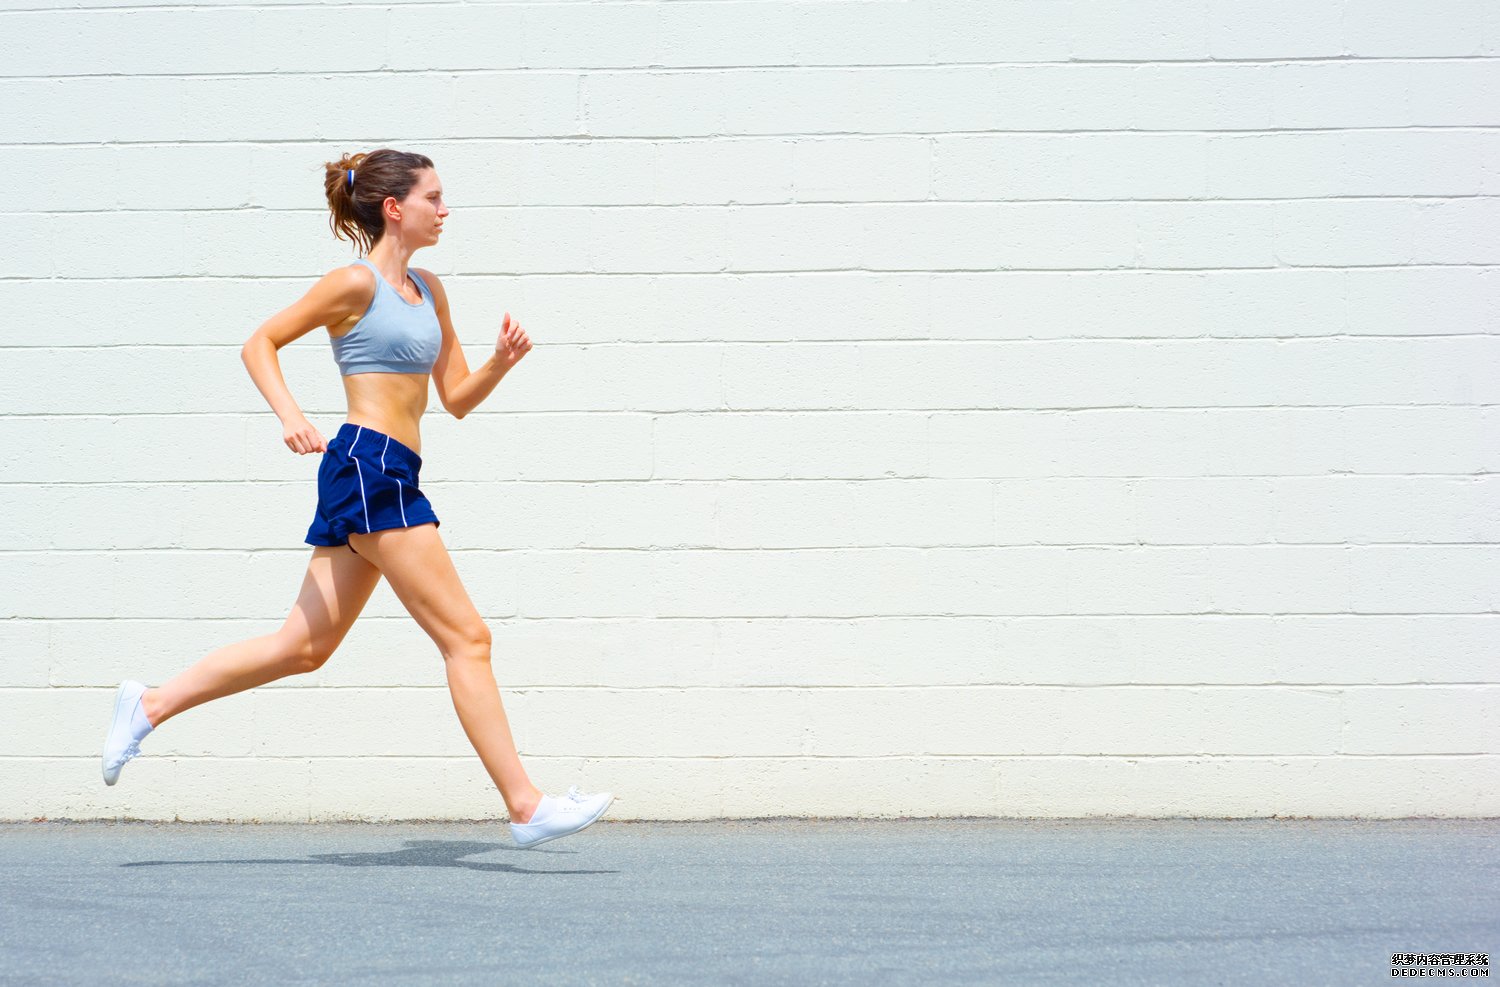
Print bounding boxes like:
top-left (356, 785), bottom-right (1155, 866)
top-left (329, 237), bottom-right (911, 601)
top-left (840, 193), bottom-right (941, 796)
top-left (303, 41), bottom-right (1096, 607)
top-left (1, 0), bottom-right (1496, 821)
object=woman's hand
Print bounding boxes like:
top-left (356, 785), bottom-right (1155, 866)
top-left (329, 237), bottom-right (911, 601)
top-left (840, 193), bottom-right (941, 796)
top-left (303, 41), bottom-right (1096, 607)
top-left (283, 416), bottom-right (327, 455)
top-left (495, 312), bottom-right (533, 367)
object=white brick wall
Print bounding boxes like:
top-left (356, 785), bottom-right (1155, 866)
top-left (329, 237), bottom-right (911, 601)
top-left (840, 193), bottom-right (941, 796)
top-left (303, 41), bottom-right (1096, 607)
top-left (1, 0), bottom-right (1496, 821)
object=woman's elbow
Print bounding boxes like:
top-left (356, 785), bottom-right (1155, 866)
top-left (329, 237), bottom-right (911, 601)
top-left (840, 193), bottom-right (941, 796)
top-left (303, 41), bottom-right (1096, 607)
top-left (443, 386), bottom-right (469, 420)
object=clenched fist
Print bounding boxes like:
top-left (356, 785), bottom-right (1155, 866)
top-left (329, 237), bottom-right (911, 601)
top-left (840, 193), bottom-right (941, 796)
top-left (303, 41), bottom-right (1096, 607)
top-left (283, 416), bottom-right (327, 455)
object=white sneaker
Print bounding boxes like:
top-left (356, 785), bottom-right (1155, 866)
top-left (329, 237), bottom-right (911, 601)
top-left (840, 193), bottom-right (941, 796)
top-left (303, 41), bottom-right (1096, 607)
top-left (509, 786), bottom-right (615, 849)
top-left (101, 680), bottom-right (151, 786)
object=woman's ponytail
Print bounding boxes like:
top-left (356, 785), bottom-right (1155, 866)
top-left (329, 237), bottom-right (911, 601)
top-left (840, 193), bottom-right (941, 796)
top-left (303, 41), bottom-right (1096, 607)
top-left (323, 149), bottom-right (434, 256)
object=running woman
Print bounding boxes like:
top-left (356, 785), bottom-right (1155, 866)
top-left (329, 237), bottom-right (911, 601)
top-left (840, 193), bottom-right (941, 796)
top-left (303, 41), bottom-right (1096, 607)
top-left (100, 149), bottom-right (613, 849)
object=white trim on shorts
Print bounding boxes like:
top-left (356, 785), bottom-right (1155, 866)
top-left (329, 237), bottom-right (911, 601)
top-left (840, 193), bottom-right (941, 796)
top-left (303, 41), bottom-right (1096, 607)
top-left (380, 434), bottom-right (408, 526)
top-left (352, 426), bottom-right (370, 533)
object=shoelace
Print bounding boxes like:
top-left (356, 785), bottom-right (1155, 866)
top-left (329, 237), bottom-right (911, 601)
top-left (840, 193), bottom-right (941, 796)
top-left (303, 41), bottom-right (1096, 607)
top-left (110, 739), bottom-right (143, 770)
top-left (564, 785), bottom-right (591, 802)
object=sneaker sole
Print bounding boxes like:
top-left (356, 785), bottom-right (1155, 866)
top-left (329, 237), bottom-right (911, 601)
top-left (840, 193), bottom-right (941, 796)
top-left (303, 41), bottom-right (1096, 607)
top-left (512, 794), bottom-right (615, 849)
top-left (101, 681), bottom-right (138, 787)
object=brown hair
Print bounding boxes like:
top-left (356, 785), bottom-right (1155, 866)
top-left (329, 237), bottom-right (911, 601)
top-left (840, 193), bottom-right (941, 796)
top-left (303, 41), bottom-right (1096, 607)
top-left (324, 149), bottom-right (435, 256)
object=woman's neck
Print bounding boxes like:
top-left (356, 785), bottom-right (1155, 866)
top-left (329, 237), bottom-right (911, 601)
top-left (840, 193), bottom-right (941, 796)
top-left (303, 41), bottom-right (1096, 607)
top-left (366, 241), bottom-right (418, 275)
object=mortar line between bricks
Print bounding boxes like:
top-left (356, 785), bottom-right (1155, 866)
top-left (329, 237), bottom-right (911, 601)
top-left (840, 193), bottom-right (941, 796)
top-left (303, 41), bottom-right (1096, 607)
top-left (9, 333), bottom-right (1500, 347)
top-left (4, 54), bottom-right (1500, 78)
top-left (8, 543), bottom-right (1500, 549)
top-left (4, 473), bottom-right (1498, 484)
top-left (5, 260), bottom-right (1500, 275)
top-left (10, 753), bottom-right (1500, 761)
top-left (7, 192), bottom-right (1500, 216)
top-left (12, 610), bottom-right (1500, 617)
top-left (4, 125), bottom-right (1500, 150)
top-left (9, 403), bottom-right (1500, 413)
top-left (12, 683), bottom-right (1500, 690)
top-left (8, 259), bottom-right (1500, 279)
top-left (9, 544), bottom-right (1500, 553)
top-left (20, 611), bottom-right (1500, 616)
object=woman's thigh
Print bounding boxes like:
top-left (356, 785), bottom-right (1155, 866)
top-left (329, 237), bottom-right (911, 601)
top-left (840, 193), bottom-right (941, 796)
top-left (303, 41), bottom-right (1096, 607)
top-left (345, 522), bottom-right (490, 660)
top-left (282, 545), bottom-right (384, 664)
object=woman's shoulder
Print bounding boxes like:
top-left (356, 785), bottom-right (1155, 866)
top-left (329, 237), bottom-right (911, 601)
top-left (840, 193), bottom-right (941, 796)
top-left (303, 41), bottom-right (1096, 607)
top-left (412, 267), bottom-right (447, 307)
top-left (310, 263), bottom-right (378, 325)
top-left (327, 259), bottom-right (376, 286)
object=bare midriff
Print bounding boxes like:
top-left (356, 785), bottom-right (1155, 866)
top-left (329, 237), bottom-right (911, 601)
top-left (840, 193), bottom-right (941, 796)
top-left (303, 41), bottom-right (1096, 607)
top-left (341, 372), bottom-right (430, 455)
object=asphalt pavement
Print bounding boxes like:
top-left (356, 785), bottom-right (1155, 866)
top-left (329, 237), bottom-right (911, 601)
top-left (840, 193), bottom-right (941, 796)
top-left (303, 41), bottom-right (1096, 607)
top-left (0, 818), bottom-right (1494, 985)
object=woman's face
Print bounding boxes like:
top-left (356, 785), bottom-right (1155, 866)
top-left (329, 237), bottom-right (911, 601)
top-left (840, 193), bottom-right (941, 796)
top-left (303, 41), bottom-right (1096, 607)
top-left (398, 169), bottom-right (448, 243)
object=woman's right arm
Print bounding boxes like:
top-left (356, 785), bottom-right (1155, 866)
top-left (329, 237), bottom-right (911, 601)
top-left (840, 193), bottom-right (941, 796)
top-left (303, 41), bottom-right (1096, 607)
top-left (241, 267), bottom-right (364, 454)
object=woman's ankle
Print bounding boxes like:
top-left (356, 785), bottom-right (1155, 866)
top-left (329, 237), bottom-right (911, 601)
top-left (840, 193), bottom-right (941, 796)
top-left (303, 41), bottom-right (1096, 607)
top-left (511, 789), bottom-right (545, 824)
top-left (140, 687), bottom-right (165, 728)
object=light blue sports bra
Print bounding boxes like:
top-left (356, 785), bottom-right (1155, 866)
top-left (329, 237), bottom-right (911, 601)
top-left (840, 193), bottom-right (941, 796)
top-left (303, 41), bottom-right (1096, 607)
top-left (331, 258), bottom-right (441, 376)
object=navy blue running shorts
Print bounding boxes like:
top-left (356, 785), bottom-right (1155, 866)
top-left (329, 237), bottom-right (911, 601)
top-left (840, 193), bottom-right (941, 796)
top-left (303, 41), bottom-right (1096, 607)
top-left (306, 422), bottom-right (440, 555)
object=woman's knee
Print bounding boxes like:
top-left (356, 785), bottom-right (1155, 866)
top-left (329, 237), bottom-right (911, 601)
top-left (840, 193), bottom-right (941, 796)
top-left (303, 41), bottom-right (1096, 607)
top-left (282, 629), bottom-right (339, 673)
top-left (302, 639), bottom-right (341, 671)
top-left (442, 622), bottom-right (492, 663)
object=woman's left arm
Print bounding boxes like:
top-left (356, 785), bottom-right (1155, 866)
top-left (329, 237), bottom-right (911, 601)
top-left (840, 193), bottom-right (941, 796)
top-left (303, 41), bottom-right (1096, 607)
top-left (422, 269), bottom-right (532, 420)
